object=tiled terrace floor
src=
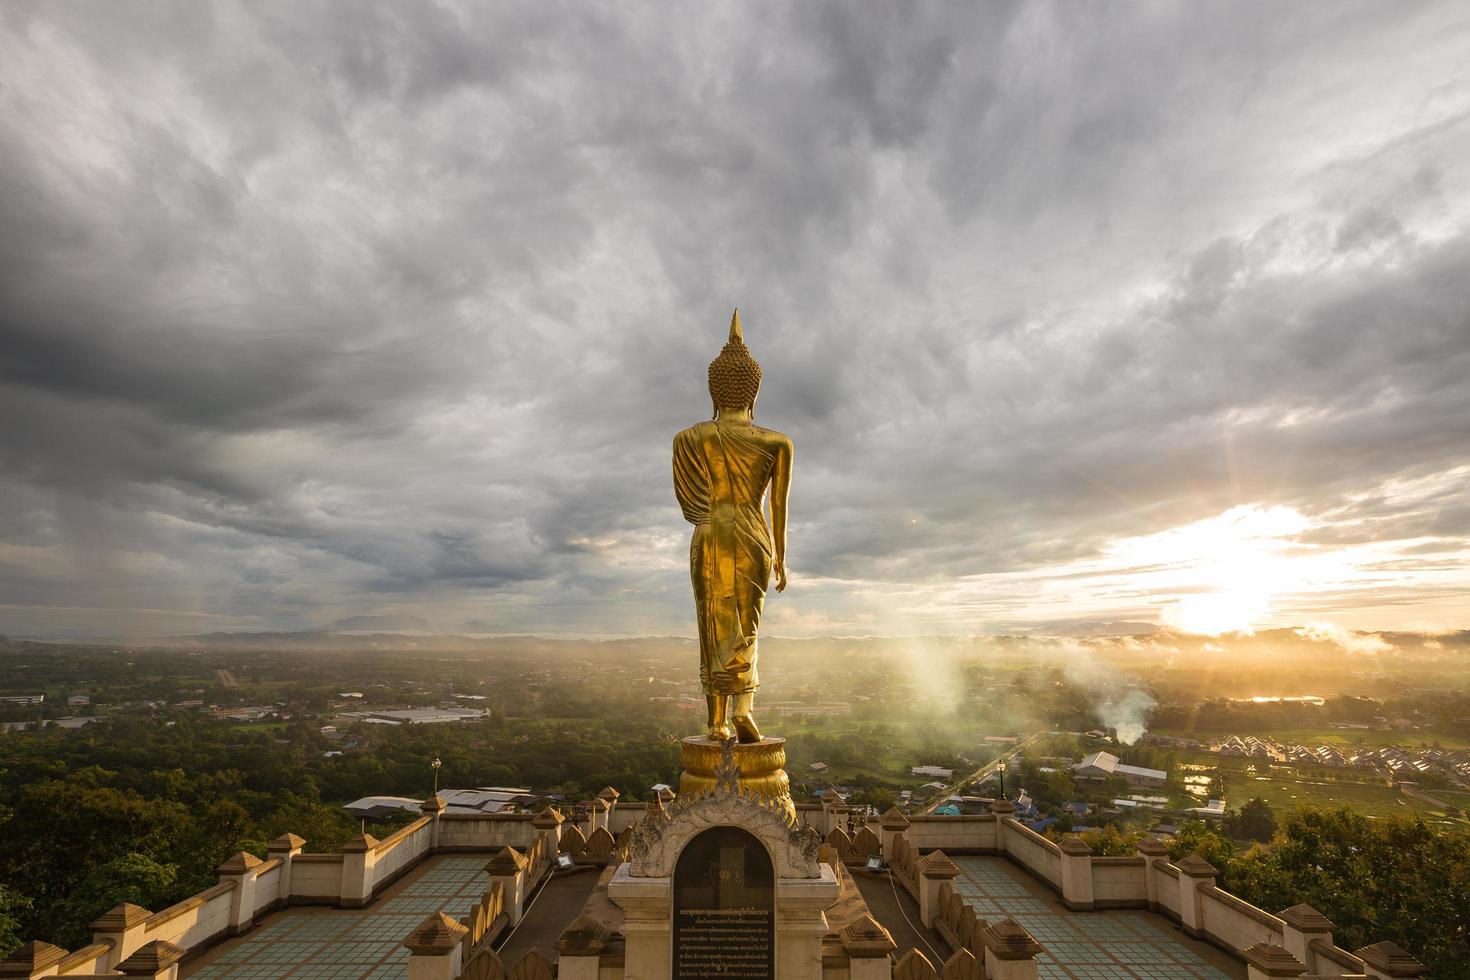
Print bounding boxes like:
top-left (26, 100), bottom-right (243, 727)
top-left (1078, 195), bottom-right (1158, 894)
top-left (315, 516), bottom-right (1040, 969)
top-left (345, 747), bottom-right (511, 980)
top-left (952, 857), bottom-right (1245, 980)
top-left (184, 855), bottom-right (491, 978)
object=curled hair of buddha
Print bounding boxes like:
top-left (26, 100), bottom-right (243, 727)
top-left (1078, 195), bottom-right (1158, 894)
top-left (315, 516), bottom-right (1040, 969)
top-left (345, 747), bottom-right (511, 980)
top-left (708, 308), bottom-right (762, 411)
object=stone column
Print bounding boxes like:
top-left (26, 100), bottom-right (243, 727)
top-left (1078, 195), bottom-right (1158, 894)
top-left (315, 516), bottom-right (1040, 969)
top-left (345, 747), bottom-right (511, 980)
top-left (420, 796), bottom-right (446, 852)
top-left (532, 805), bottom-right (565, 853)
top-left (218, 851), bottom-right (264, 934)
top-left (1355, 941), bottom-right (1429, 979)
top-left (606, 864), bottom-right (672, 980)
top-left (403, 911), bottom-right (468, 980)
top-left (115, 940), bottom-right (186, 980)
top-left (990, 800), bottom-right (1015, 855)
top-left (1173, 853), bottom-right (1217, 939)
top-left (1057, 836), bottom-right (1095, 911)
top-left (775, 868), bottom-right (842, 980)
top-left (1241, 943), bottom-right (1307, 980)
top-left (340, 834), bottom-right (378, 909)
top-left (592, 796), bottom-right (611, 835)
top-left (556, 914), bottom-right (610, 980)
top-left (88, 902), bottom-right (152, 970)
top-left (917, 850), bottom-right (962, 927)
top-left (1278, 904), bottom-right (1333, 972)
top-left (840, 914), bottom-right (897, 980)
top-left (484, 847), bottom-right (529, 925)
top-left (878, 806), bottom-right (910, 861)
top-left (980, 917), bottom-right (1043, 980)
top-left (1134, 838), bottom-right (1169, 912)
top-left (0, 941), bottom-right (67, 977)
top-left (267, 833), bottom-right (305, 902)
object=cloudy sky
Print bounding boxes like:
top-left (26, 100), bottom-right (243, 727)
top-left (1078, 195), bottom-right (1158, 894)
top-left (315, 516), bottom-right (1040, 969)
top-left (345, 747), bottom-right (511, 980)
top-left (2, 1), bottom-right (1468, 641)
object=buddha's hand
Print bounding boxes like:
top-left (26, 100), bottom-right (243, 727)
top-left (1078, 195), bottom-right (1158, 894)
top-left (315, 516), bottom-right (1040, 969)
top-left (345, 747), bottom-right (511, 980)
top-left (774, 561), bottom-right (788, 593)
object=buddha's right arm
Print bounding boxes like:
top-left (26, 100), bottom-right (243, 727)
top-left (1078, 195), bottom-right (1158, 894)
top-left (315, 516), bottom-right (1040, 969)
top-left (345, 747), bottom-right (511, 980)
top-left (770, 438), bottom-right (793, 590)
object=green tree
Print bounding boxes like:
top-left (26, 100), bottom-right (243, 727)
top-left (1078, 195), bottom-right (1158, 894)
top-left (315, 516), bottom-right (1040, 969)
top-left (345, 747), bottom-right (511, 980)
top-left (1223, 798), bottom-right (1276, 843)
top-left (1073, 825), bottom-right (1142, 856)
top-left (1226, 808), bottom-right (1470, 979)
top-left (0, 780), bottom-right (191, 934)
top-left (0, 884), bottom-right (31, 959)
top-left (51, 854), bottom-right (179, 949)
top-left (1167, 820), bottom-right (1236, 872)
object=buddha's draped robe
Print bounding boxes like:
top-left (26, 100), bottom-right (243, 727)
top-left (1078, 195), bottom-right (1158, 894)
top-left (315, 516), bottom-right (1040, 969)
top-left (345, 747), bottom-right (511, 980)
top-left (672, 420), bottom-right (776, 695)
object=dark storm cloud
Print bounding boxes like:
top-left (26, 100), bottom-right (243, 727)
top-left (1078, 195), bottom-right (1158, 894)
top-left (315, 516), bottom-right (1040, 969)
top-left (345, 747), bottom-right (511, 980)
top-left (1, 1), bottom-right (1468, 638)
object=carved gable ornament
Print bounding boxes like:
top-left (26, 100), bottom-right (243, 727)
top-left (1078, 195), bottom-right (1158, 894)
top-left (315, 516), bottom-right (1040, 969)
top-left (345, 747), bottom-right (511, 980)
top-left (627, 738), bottom-right (822, 879)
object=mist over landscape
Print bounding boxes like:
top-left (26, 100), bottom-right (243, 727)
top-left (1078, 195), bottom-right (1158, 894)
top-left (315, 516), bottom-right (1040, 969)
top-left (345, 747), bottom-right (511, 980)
top-left (3, 3), bottom-right (1470, 977)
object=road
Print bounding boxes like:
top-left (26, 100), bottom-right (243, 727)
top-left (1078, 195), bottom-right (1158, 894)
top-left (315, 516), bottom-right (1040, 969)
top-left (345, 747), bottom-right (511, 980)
top-left (922, 732), bottom-right (1047, 814)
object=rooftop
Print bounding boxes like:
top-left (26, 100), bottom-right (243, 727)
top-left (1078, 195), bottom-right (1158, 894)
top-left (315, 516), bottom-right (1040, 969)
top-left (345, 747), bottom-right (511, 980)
top-left (184, 854), bottom-right (491, 978)
top-left (950, 855), bottom-right (1243, 978)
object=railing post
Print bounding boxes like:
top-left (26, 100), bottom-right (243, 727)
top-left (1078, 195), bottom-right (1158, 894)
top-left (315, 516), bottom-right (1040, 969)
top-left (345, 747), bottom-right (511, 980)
top-left (115, 940), bottom-right (186, 980)
top-left (341, 834), bottom-right (378, 908)
top-left (1134, 838), bottom-right (1169, 912)
top-left (403, 911), bottom-right (468, 980)
top-left (1057, 836), bottom-right (1094, 911)
top-left (980, 917), bottom-right (1042, 980)
top-left (839, 914), bottom-right (896, 980)
top-left (917, 850), bottom-right (961, 927)
top-left (218, 851), bottom-right (263, 934)
top-left (592, 796), bottom-right (611, 835)
top-left (597, 785), bottom-right (620, 834)
top-left (1278, 904), bottom-right (1333, 972)
top-left (88, 903), bottom-right (152, 970)
top-left (1355, 941), bottom-right (1429, 979)
top-left (485, 847), bottom-right (529, 925)
top-left (421, 796), bottom-right (445, 852)
top-left (532, 805), bottom-right (564, 853)
top-left (878, 806), bottom-right (910, 860)
top-left (1241, 943), bottom-right (1307, 979)
top-left (267, 833), bottom-right (305, 901)
top-left (820, 789), bottom-right (843, 835)
top-left (990, 800), bottom-right (1015, 854)
top-left (0, 941), bottom-right (68, 978)
top-left (555, 914), bottom-right (610, 980)
top-left (1173, 853), bottom-right (1217, 939)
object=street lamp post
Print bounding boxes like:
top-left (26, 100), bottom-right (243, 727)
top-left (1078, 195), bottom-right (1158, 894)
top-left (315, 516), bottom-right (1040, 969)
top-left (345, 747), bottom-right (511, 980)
top-left (431, 756), bottom-right (442, 795)
top-left (996, 759), bottom-right (1007, 800)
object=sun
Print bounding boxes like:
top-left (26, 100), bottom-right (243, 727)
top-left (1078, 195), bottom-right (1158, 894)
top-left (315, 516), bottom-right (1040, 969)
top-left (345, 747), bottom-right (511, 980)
top-left (1131, 505), bottom-right (1311, 635)
top-left (1161, 588), bottom-right (1270, 636)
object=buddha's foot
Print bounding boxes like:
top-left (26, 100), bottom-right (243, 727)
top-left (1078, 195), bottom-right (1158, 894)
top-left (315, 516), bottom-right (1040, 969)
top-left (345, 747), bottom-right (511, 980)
top-left (731, 692), bottom-right (761, 743)
top-left (706, 695), bottom-right (735, 740)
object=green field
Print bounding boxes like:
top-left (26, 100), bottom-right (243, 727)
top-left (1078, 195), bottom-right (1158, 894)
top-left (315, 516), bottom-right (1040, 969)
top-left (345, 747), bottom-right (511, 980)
top-left (1169, 749), bottom-right (1464, 823)
top-left (1433, 788), bottom-right (1470, 809)
top-left (1152, 725), bottom-right (1470, 751)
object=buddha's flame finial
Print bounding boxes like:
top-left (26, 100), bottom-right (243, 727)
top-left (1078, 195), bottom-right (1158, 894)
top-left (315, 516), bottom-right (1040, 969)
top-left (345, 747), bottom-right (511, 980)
top-left (708, 308), bottom-right (761, 411)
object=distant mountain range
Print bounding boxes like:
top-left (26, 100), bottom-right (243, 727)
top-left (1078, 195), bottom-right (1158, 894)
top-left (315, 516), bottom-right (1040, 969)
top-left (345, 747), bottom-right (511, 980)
top-left (321, 615), bottom-right (432, 632)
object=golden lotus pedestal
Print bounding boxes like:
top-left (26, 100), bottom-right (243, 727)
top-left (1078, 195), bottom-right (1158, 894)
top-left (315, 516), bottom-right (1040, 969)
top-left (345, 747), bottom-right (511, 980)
top-left (678, 735), bottom-right (795, 822)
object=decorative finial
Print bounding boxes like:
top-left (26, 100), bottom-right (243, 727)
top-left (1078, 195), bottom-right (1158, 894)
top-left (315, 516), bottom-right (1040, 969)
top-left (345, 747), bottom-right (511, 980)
top-left (708, 311), bottom-right (762, 410)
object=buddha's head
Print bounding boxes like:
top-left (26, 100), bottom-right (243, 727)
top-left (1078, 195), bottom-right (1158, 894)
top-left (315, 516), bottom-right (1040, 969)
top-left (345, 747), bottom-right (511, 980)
top-left (708, 308), bottom-right (762, 415)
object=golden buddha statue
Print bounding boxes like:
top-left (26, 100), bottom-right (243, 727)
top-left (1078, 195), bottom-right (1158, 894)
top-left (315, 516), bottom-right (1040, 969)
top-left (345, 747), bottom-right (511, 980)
top-left (673, 309), bottom-right (793, 744)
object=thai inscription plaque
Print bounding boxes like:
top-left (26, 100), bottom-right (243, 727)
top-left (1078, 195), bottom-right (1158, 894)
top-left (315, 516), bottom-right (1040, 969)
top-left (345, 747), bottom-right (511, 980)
top-left (672, 826), bottom-right (775, 979)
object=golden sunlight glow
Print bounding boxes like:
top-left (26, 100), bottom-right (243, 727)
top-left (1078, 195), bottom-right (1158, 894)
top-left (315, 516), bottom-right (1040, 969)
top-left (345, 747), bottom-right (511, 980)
top-left (1122, 505), bottom-right (1312, 635)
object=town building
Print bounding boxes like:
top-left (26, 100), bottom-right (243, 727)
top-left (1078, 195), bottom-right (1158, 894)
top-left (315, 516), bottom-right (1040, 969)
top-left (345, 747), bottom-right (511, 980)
top-left (1073, 750), bottom-right (1168, 788)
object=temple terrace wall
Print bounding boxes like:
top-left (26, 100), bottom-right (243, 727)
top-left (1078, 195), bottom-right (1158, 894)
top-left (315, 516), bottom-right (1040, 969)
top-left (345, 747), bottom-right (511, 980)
top-left (0, 795), bottom-right (1429, 980)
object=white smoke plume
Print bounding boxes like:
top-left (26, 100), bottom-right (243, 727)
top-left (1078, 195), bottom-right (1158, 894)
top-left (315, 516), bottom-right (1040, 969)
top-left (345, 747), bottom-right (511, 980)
top-left (1296, 621), bottom-right (1394, 656)
top-left (1095, 688), bottom-right (1157, 746)
top-left (1050, 639), bottom-right (1157, 746)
